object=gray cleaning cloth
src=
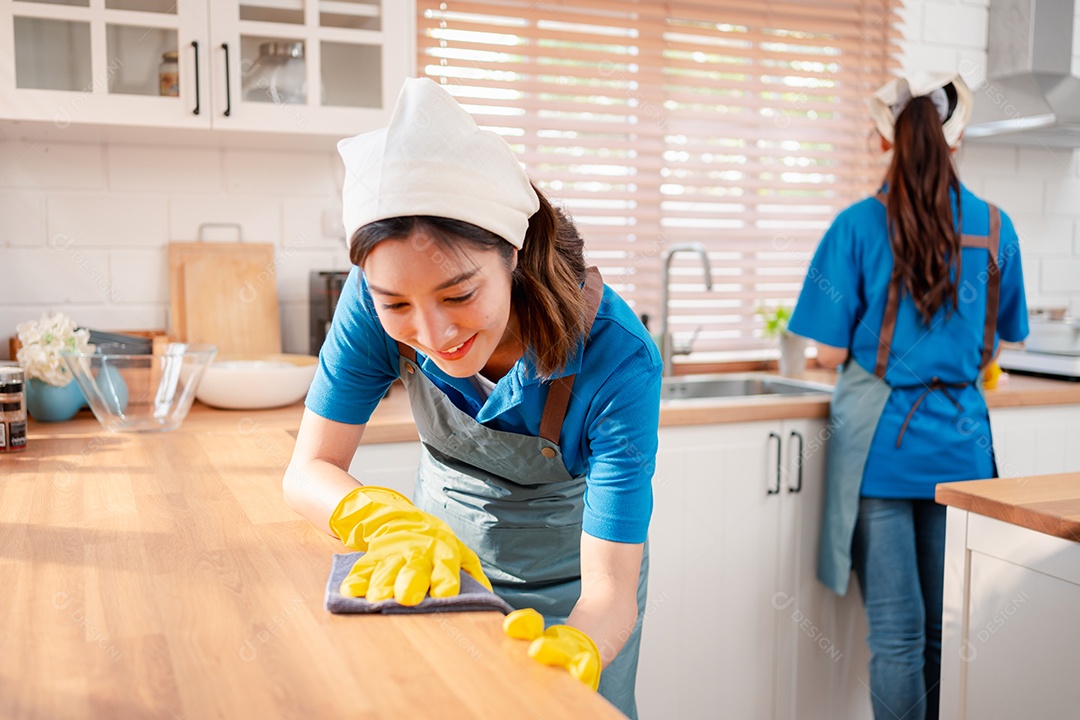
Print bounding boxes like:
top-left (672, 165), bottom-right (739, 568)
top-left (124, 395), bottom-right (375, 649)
top-left (325, 552), bottom-right (515, 615)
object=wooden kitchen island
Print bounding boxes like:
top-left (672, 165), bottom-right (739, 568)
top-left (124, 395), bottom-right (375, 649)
top-left (0, 407), bottom-right (625, 720)
top-left (937, 473), bottom-right (1080, 719)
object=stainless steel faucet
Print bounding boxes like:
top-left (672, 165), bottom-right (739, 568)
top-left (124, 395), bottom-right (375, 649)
top-left (659, 243), bottom-right (714, 376)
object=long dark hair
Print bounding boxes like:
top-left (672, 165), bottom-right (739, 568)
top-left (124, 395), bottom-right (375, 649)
top-left (884, 93), bottom-right (962, 326)
top-left (349, 183), bottom-right (588, 378)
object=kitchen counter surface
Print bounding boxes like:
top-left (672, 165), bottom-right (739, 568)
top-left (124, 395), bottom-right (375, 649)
top-left (936, 471), bottom-right (1080, 542)
top-left (28, 369), bottom-right (1080, 445)
top-left (0, 424), bottom-right (624, 719)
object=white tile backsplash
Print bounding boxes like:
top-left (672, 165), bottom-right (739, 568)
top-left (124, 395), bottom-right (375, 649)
top-left (1010, 214), bottom-right (1074, 256)
top-left (1041, 258), bottom-right (1080, 295)
top-left (0, 247), bottom-right (116, 304)
top-left (923, 2), bottom-right (989, 49)
top-left (168, 194), bottom-right (284, 245)
top-left (48, 193), bottom-right (169, 247)
top-left (108, 249), bottom-right (169, 305)
top-left (282, 197), bottom-right (348, 249)
top-left (107, 145), bottom-right (223, 194)
top-left (982, 178), bottom-right (1044, 215)
top-left (223, 149), bottom-right (336, 196)
top-left (0, 192), bottom-right (47, 246)
top-left (0, 140), bottom-right (104, 189)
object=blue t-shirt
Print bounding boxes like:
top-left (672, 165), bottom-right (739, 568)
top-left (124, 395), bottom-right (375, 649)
top-left (306, 266), bottom-right (663, 543)
top-left (789, 184), bottom-right (1029, 498)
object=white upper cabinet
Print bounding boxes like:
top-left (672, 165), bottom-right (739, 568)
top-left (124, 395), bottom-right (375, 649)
top-left (0, 0), bottom-right (415, 137)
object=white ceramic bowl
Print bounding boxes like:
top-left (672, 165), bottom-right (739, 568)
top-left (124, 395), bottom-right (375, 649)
top-left (195, 354), bottom-right (318, 410)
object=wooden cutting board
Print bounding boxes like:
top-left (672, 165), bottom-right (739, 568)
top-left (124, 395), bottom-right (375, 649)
top-left (168, 242), bottom-right (282, 357)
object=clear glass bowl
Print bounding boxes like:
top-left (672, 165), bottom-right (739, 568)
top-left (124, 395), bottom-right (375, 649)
top-left (62, 343), bottom-right (217, 432)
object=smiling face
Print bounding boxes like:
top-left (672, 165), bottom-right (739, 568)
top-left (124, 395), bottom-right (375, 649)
top-left (363, 233), bottom-right (519, 378)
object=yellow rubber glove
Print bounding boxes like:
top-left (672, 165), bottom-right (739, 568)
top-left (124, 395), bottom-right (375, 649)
top-left (503, 608), bottom-right (601, 691)
top-left (983, 360), bottom-right (1003, 390)
top-left (329, 486), bottom-right (492, 606)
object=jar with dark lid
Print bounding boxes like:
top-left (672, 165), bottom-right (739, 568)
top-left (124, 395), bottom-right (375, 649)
top-left (0, 367), bottom-right (26, 453)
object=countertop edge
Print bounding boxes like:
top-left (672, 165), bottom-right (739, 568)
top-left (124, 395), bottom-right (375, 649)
top-left (936, 474), bottom-right (1080, 543)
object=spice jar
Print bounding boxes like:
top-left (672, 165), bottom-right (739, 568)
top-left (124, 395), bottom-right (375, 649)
top-left (159, 51), bottom-right (179, 97)
top-left (0, 367), bottom-right (27, 453)
top-left (243, 41), bottom-right (306, 104)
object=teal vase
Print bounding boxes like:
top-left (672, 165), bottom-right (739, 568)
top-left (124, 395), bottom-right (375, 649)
top-left (25, 377), bottom-right (86, 422)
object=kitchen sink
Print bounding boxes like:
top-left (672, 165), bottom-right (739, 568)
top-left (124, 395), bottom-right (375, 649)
top-left (660, 373), bottom-right (833, 401)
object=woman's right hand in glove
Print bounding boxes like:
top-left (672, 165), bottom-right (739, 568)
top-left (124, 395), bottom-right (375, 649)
top-left (329, 486), bottom-right (492, 605)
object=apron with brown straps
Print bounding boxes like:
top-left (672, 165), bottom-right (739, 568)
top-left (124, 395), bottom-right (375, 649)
top-left (396, 267), bottom-right (650, 717)
top-left (817, 194), bottom-right (1001, 595)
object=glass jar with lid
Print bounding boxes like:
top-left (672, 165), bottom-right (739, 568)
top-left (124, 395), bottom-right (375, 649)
top-left (159, 51), bottom-right (179, 97)
top-left (0, 366), bottom-right (27, 453)
top-left (243, 41), bottom-right (306, 105)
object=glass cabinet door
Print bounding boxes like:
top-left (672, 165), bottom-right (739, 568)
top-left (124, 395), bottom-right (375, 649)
top-left (2, 0), bottom-right (210, 128)
top-left (210, 0), bottom-right (413, 135)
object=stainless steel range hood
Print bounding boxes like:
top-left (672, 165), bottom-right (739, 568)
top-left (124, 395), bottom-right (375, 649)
top-left (966, 0), bottom-right (1080, 146)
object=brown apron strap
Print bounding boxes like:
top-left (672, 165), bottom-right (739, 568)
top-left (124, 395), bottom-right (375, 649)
top-left (538, 267), bottom-right (605, 445)
top-left (397, 341), bottom-right (416, 363)
top-left (875, 273), bottom-right (901, 378)
top-left (980, 205), bottom-right (1002, 370)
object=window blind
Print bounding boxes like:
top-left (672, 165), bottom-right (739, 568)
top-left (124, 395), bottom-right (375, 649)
top-left (416, 0), bottom-right (902, 361)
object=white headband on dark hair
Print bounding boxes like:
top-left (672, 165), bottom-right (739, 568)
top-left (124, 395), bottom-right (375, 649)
top-left (868, 72), bottom-right (973, 148)
top-left (337, 78), bottom-right (539, 249)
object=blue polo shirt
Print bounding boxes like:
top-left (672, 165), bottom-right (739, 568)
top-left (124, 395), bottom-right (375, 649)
top-left (306, 266), bottom-right (662, 543)
top-left (789, 184), bottom-right (1028, 497)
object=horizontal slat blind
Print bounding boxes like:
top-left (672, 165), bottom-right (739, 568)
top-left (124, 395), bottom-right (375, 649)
top-left (417, 0), bottom-right (901, 360)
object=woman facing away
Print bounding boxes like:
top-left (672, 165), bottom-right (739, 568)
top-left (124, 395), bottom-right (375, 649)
top-left (788, 72), bottom-right (1029, 720)
top-left (284, 78), bottom-right (662, 718)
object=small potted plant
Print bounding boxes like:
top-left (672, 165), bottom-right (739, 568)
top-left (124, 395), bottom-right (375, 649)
top-left (757, 305), bottom-right (807, 377)
top-left (15, 312), bottom-right (92, 422)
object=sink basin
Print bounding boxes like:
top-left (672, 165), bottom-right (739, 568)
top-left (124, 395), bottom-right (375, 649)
top-left (661, 373), bottom-right (833, 401)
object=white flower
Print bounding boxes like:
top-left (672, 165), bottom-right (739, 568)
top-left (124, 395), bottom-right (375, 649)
top-left (15, 312), bottom-right (94, 387)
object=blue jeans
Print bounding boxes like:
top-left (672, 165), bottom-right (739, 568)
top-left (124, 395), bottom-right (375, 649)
top-left (851, 497), bottom-right (946, 720)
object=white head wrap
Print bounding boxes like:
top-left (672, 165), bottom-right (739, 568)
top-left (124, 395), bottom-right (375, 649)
top-left (868, 72), bottom-right (973, 148)
top-left (337, 77), bottom-right (539, 249)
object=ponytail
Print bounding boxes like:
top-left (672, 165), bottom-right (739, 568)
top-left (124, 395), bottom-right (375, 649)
top-left (512, 183), bottom-right (588, 378)
top-left (884, 95), bottom-right (962, 326)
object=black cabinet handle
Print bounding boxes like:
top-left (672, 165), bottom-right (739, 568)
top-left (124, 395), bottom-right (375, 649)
top-left (789, 430), bottom-right (804, 493)
top-left (221, 43), bottom-right (232, 117)
top-left (191, 40), bottom-right (200, 115)
top-left (768, 431), bottom-right (781, 495)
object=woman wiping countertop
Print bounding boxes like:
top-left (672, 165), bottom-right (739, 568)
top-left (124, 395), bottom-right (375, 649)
top-left (788, 72), bottom-right (1029, 720)
top-left (283, 78), bottom-right (661, 718)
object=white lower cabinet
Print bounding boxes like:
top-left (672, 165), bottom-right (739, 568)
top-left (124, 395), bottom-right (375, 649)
top-left (989, 405), bottom-right (1080, 478)
top-left (638, 418), bottom-right (872, 720)
top-left (941, 510), bottom-right (1080, 719)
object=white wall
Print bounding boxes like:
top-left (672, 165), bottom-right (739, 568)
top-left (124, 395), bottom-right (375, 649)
top-left (900, 0), bottom-right (1080, 315)
top-left (0, 142), bottom-right (351, 359)
top-left (2, 1), bottom-right (1078, 360)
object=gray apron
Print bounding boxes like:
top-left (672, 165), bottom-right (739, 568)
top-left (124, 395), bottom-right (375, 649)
top-left (817, 196), bottom-right (1002, 596)
top-left (396, 267), bottom-right (649, 719)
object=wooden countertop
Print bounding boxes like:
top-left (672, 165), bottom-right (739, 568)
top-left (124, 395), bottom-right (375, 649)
top-left (0, 426), bottom-right (624, 719)
top-left (936, 472), bottom-right (1080, 543)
